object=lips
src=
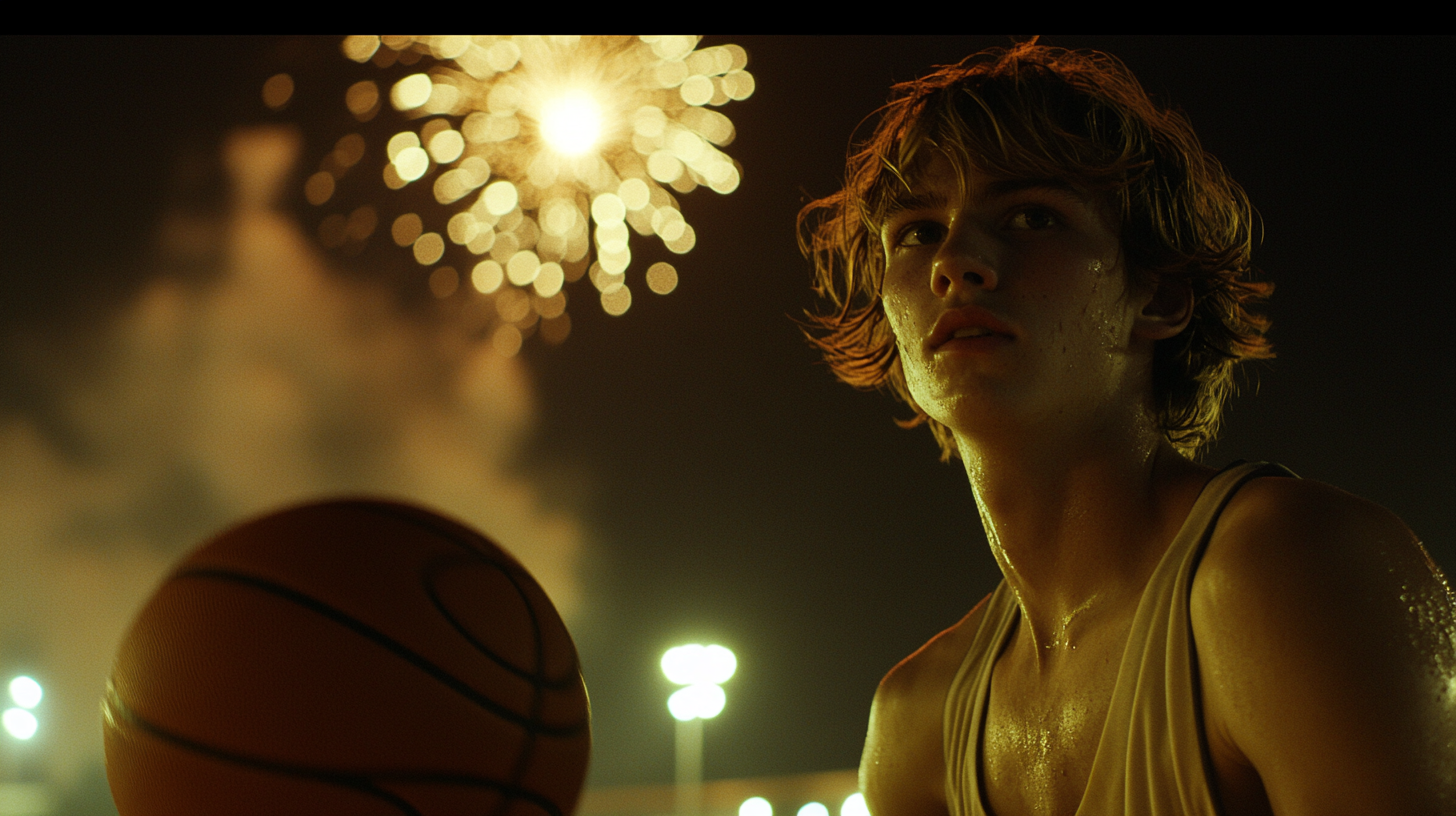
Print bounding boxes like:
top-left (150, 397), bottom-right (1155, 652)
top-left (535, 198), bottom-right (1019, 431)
top-left (926, 306), bottom-right (1016, 352)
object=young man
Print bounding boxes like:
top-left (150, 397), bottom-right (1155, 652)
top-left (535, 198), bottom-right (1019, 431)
top-left (801, 43), bottom-right (1455, 815)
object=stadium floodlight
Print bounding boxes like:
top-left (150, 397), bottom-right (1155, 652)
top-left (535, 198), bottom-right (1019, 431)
top-left (740, 797), bottom-right (772, 816)
top-left (667, 683), bottom-right (727, 721)
top-left (661, 643), bottom-right (736, 687)
top-left (8, 675), bottom-right (42, 709)
top-left (662, 643), bottom-right (736, 816)
top-left (3, 707), bottom-right (38, 740)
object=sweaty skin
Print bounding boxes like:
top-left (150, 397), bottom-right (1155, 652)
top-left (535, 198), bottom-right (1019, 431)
top-left (859, 157), bottom-right (1456, 816)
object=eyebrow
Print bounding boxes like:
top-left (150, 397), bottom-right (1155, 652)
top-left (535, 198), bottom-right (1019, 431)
top-left (881, 176), bottom-right (1089, 223)
top-left (882, 188), bottom-right (954, 220)
top-left (983, 177), bottom-right (1087, 200)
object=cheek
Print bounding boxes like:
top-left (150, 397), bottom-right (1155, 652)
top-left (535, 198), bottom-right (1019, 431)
top-left (1057, 263), bottom-right (1140, 375)
top-left (879, 295), bottom-right (937, 407)
top-left (879, 281), bottom-right (922, 348)
top-left (899, 354), bottom-right (943, 412)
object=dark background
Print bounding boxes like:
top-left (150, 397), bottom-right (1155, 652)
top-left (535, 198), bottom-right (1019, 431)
top-left (2, 36), bottom-right (1450, 794)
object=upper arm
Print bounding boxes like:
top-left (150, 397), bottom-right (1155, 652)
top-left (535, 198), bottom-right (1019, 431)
top-left (860, 600), bottom-right (987, 816)
top-left (1192, 478), bottom-right (1456, 816)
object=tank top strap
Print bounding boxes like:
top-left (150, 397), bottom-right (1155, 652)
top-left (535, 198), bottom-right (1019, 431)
top-left (1075, 460), bottom-right (1296, 816)
top-left (1176, 461), bottom-right (1298, 539)
top-left (943, 581), bottom-right (1019, 816)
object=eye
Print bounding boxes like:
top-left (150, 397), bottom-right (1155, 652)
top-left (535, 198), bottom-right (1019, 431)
top-left (1004, 206), bottom-right (1059, 231)
top-left (893, 221), bottom-right (947, 248)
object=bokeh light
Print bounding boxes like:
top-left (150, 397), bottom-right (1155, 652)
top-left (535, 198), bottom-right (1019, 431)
top-left (2, 708), bottom-right (37, 740)
top-left (646, 261), bottom-right (678, 294)
top-left (841, 793), bottom-right (869, 816)
top-left (661, 643), bottom-right (737, 685)
top-left (287, 35), bottom-right (754, 348)
top-left (667, 682), bottom-right (726, 721)
top-left (261, 73), bottom-right (294, 110)
top-left (741, 797), bottom-right (773, 816)
top-left (8, 676), bottom-right (42, 709)
top-left (797, 803), bottom-right (829, 816)
top-left (540, 91), bottom-right (603, 155)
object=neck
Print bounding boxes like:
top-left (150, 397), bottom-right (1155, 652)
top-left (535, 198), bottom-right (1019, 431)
top-left (957, 414), bottom-right (1212, 665)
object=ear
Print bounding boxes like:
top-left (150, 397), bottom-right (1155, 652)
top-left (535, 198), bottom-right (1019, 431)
top-left (1133, 271), bottom-right (1193, 341)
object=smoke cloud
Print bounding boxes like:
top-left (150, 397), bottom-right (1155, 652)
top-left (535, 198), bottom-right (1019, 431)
top-left (0, 127), bottom-right (583, 788)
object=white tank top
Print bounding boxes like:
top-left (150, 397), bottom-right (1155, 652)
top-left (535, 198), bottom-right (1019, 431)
top-left (943, 461), bottom-right (1293, 816)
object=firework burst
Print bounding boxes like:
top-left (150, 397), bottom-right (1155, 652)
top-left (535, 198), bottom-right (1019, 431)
top-left (274, 35), bottom-right (755, 353)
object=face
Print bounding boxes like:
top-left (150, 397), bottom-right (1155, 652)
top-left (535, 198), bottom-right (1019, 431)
top-left (879, 153), bottom-right (1153, 446)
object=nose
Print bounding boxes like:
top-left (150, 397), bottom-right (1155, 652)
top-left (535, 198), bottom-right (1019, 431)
top-left (930, 226), bottom-right (998, 297)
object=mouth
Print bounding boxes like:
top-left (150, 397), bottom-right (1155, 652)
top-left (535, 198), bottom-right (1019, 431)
top-left (951, 327), bottom-right (996, 339)
top-left (927, 307), bottom-right (1016, 352)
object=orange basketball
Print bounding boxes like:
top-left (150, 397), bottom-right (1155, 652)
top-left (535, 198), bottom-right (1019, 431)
top-left (103, 499), bottom-right (590, 816)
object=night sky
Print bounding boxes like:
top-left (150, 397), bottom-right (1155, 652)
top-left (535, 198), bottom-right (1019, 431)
top-left (1, 36), bottom-right (1451, 799)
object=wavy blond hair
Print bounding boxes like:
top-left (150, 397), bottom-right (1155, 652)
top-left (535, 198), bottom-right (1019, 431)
top-left (800, 42), bottom-right (1273, 461)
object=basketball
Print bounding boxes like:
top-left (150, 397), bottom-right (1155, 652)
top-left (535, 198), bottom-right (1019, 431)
top-left (103, 499), bottom-right (590, 816)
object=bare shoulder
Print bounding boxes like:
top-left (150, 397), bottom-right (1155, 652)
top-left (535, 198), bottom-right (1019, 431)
top-left (860, 594), bottom-right (992, 816)
top-left (1192, 475), bottom-right (1456, 815)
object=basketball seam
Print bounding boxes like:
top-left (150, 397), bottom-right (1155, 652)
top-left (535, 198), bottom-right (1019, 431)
top-left (350, 501), bottom-right (587, 815)
top-left (359, 502), bottom-right (565, 816)
top-left (173, 568), bottom-right (587, 738)
top-left (104, 683), bottom-right (567, 816)
top-left (356, 502), bottom-right (581, 686)
top-left (422, 558), bottom-right (582, 691)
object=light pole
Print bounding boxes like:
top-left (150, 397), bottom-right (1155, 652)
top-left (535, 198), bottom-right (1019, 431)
top-left (2, 676), bottom-right (42, 743)
top-left (661, 644), bottom-right (736, 816)
top-left (3, 674), bottom-right (43, 788)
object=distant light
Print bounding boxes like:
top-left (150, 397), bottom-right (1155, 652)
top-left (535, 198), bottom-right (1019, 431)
top-left (740, 797), bottom-right (772, 816)
top-left (341, 35), bottom-right (380, 64)
top-left (8, 676), bottom-right (42, 710)
top-left (618, 177), bottom-right (650, 210)
top-left (492, 324), bottom-right (523, 357)
top-left (534, 262), bottom-right (565, 298)
top-left (506, 250), bottom-right (542, 286)
top-left (797, 804), bottom-right (829, 816)
top-left (591, 193), bottom-right (626, 224)
top-left (841, 793), bottom-right (869, 816)
top-left (428, 129), bottom-right (466, 164)
top-left (387, 130), bottom-right (421, 161)
top-left (392, 73), bottom-right (433, 111)
top-left (333, 133), bottom-right (367, 168)
top-left (662, 643), bottom-right (737, 685)
top-left (429, 267), bottom-right (459, 298)
top-left (2, 708), bottom-right (37, 740)
top-left (413, 232), bottom-right (445, 265)
top-left (646, 262), bottom-right (678, 295)
top-left (662, 644), bottom-right (699, 684)
top-left (304, 171), bottom-right (335, 206)
top-left (665, 224), bottom-right (697, 255)
top-left (472, 261), bottom-right (505, 294)
top-left (540, 92), bottom-right (603, 156)
top-left (345, 80), bottom-right (380, 120)
top-left (700, 644), bottom-right (736, 683)
top-left (483, 181), bottom-right (519, 216)
top-left (495, 287), bottom-right (532, 323)
top-left (394, 146), bottom-right (430, 182)
top-left (679, 75), bottom-right (713, 107)
top-left (667, 682), bottom-right (725, 721)
top-left (347, 206), bottom-right (378, 241)
top-left (392, 213), bottom-right (424, 247)
top-left (261, 73), bottom-right (294, 111)
top-left (600, 284), bottom-right (632, 316)
top-left (535, 290), bottom-right (567, 319)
